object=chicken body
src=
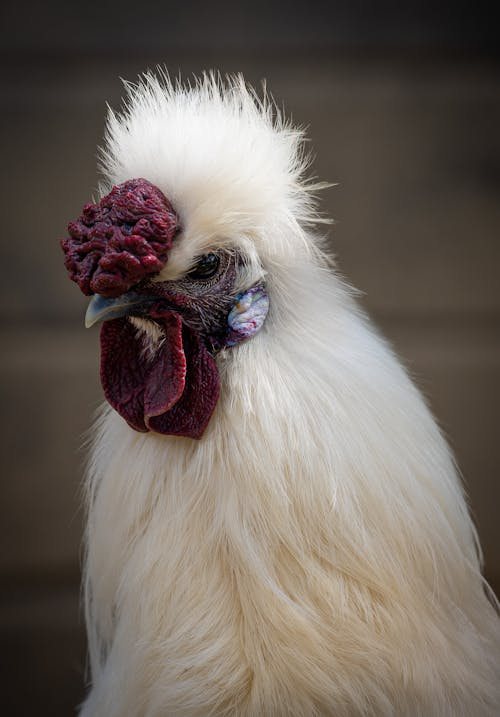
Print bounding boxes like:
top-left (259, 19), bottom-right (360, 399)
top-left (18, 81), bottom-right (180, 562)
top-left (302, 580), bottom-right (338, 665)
top-left (77, 74), bottom-right (500, 716)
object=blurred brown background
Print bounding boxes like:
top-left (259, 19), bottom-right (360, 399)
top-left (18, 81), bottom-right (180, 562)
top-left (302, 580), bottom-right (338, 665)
top-left (0, 1), bottom-right (498, 714)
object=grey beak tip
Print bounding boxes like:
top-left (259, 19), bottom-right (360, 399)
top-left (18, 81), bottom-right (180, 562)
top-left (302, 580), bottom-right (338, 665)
top-left (84, 291), bottom-right (153, 328)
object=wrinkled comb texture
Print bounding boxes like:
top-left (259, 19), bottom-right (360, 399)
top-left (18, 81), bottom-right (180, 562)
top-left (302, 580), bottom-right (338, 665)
top-left (61, 178), bottom-right (179, 298)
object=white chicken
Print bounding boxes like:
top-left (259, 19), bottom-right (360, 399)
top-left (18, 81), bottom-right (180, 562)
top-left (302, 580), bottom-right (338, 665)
top-left (63, 73), bottom-right (500, 716)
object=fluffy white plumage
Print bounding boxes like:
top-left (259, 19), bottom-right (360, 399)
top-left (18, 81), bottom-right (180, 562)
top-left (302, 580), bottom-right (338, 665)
top-left (80, 72), bottom-right (500, 716)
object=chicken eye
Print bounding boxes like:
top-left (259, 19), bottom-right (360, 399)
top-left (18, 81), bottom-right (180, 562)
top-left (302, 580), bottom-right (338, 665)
top-left (187, 253), bottom-right (220, 280)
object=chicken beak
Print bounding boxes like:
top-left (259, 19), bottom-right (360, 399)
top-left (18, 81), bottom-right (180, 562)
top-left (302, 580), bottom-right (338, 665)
top-left (85, 292), bottom-right (156, 328)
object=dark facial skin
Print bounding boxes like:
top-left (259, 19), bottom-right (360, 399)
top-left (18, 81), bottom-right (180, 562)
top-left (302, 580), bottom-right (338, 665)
top-left (130, 250), bottom-right (240, 353)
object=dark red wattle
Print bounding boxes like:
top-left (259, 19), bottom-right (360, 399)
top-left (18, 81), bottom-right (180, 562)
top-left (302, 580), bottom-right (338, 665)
top-left (100, 313), bottom-right (220, 440)
top-left (61, 178), bottom-right (179, 298)
top-left (143, 314), bottom-right (187, 421)
top-left (146, 328), bottom-right (220, 439)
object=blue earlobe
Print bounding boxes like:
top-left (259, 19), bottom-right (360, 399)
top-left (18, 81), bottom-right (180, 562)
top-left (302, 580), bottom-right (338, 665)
top-left (226, 285), bottom-right (269, 347)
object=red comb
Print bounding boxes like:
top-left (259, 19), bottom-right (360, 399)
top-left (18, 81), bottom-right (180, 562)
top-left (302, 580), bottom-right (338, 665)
top-left (61, 178), bottom-right (179, 298)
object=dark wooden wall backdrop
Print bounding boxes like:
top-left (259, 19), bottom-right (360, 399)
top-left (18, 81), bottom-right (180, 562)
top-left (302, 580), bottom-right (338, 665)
top-left (1, 1), bottom-right (498, 714)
